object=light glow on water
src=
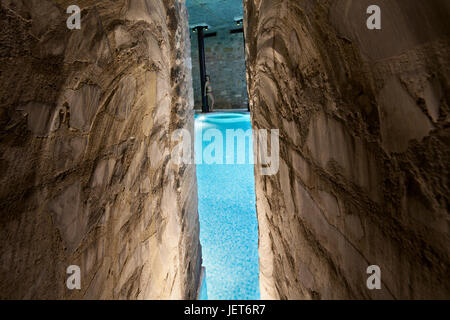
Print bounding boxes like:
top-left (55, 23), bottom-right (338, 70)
top-left (195, 112), bottom-right (260, 300)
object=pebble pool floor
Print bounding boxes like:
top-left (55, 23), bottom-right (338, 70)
top-left (195, 112), bottom-right (260, 300)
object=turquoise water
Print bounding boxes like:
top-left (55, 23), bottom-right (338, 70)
top-left (195, 112), bottom-right (260, 300)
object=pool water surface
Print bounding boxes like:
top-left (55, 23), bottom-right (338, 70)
top-left (195, 112), bottom-right (260, 300)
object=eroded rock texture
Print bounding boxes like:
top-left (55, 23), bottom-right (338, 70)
top-left (0, 0), bottom-right (201, 299)
top-left (245, 0), bottom-right (449, 299)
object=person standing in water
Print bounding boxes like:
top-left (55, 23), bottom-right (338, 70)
top-left (205, 75), bottom-right (215, 112)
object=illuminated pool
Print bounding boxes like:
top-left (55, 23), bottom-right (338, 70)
top-left (195, 112), bottom-right (260, 300)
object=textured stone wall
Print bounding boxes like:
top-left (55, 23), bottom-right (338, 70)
top-left (0, 0), bottom-right (201, 299)
top-left (191, 28), bottom-right (249, 109)
top-left (245, 0), bottom-right (449, 299)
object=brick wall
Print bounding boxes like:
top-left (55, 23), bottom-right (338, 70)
top-left (191, 28), bottom-right (249, 110)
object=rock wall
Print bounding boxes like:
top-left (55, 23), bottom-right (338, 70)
top-left (0, 0), bottom-right (201, 299)
top-left (191, 28), bottom-right (249, 110)
top-left (245, 0), bottom-right (449, 299)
